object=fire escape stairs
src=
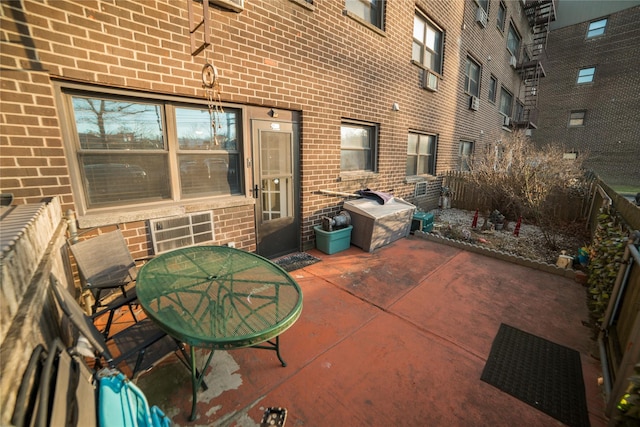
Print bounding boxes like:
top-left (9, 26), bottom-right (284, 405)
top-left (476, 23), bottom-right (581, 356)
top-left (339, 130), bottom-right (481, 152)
top-left (515, 0), bottom-right (557, 129)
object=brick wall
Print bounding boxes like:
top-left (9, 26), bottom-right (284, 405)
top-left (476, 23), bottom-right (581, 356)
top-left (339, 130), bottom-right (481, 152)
top-left (535, 5), bottom-right (640, 187)
top-left (0, 0), bottom-right (533, 252)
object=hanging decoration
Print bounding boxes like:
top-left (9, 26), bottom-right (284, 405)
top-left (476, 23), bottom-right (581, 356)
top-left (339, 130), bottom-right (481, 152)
top-left (201, 57), bottom-right (224, 146)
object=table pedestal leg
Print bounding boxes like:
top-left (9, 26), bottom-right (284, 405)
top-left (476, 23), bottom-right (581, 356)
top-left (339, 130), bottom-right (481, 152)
top-left (189, 346), bottom-right (215, 421)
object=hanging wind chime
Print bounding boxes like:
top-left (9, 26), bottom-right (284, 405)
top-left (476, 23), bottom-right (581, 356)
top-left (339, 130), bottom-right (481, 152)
top-left (201, 50), bottom-right (224, 146)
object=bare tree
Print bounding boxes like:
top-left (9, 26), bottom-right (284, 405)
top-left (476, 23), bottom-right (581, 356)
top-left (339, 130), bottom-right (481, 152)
top-left (468, 130), bottom-right (588, 249)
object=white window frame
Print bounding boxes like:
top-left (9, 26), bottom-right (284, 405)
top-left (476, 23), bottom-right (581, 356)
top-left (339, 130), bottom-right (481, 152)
top-left (577, 67), bottom-right (596, 84)
top-left (587, 18), bottom-right (607, 38)
top-left (340, 119), bottom-right (378, 173)
top-left (406, 132), bottom-right (437, 177)
top-left (412, 10), bottom-right (444, 75)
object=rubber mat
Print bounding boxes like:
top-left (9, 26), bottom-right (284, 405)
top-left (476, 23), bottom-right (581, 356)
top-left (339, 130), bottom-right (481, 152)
top-left (481, 323), bottom-right (590, 427)
top-left (273, 252), bottom-right (321, 272)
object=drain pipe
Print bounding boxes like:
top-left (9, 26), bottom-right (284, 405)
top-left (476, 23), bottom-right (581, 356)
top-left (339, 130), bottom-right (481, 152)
top-left (66, 209), bottom-right (79, 243)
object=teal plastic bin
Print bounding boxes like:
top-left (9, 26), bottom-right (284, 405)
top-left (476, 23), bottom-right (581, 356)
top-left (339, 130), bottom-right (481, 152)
top-left (314, 225), bottom-right (352, 255)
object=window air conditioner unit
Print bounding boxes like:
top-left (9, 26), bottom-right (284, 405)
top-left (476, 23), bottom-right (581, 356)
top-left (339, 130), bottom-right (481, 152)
top-left (149, 211), bottom-right (215, 254)
top-left (476, 7), bottom-right (488, 28)
top-left (209, 0), bottom-right (244, 12)
top-left (469, 96), bottom-right (480, 111)
top-left (509, 55), bottom-right (517, 68)
top-left (503, 116), bottom-right (511, 127)
top-left (422, 70), bottom-right (438, 91)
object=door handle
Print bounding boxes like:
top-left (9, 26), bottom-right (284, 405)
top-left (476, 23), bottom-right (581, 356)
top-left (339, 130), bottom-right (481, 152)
top-left (252, 184), bottom-right (259, 198)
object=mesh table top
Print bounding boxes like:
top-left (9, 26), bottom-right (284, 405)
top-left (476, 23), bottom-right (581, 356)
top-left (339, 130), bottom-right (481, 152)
top-left (137, 246), bottom-right (303, 349)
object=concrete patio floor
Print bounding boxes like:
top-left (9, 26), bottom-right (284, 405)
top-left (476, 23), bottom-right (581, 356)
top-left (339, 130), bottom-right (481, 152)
top-left (134, 236), bottom-right (608, 427)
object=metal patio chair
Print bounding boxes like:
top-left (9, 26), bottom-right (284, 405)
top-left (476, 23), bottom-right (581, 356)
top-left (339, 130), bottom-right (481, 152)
top-left (50, 274), bottom-right (191, 381)
top-left (67, 229), bottom-right (143, 337)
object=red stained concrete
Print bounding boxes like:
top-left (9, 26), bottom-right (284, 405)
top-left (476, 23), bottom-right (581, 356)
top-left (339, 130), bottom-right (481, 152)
top-left (136, 236), bottom-right (608, 427)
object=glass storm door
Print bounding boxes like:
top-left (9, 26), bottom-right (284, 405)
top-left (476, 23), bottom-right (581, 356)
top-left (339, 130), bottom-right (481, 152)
top-left (251, 120), bottom-right (299, 259)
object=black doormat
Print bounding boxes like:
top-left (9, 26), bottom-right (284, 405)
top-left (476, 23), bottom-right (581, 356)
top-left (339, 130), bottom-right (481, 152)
top-left (273, 252), bottom-right (321, 272)
top-left (481, 323), bottom-right (590, 427)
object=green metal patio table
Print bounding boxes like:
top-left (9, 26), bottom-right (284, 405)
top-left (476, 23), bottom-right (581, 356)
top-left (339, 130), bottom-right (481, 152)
top-left (136, 245), bottom-right (303, 421)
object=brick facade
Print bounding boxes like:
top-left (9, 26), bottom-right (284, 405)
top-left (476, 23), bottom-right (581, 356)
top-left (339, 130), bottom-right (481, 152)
top-left (534, 5), bottom-right (640, 187)
top-left (1, 0), bottom-right (533, 255)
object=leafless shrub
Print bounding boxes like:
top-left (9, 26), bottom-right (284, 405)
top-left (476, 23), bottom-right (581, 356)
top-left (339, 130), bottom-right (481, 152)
top-left (467, 130), bottom-right (589, 249)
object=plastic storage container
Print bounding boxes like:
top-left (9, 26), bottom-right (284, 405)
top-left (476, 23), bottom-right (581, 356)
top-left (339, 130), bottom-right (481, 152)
top-left (411, 212), bottom-right (434, 233)
top-left (314, 225), bottom-right (353, 255)
top-left (343, 198), bottom-right (416, 252)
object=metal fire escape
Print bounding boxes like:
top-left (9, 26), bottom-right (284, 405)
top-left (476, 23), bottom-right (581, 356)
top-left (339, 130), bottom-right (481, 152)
top-left (515, 0), bottom-right (557, 129)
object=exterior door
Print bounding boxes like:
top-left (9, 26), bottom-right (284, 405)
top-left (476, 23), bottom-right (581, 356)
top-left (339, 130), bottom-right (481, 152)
top-left (251, 119), bottom-right (299, 259)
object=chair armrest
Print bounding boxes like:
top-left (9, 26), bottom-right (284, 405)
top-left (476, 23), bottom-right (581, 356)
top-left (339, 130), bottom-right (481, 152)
top-left (90, 289), bottom-right (138, 321)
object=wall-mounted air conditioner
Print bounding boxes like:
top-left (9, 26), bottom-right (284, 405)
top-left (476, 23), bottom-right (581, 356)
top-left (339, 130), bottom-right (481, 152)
top-left (209, 0), bottom-right (244, 13)
top-left (509, 55), bottom-right (517, 68)
top-left (476, 7), bottom-right (488, 28)
top-left (149, 211), bottom-right (215, 254)
top-left (414, 181), bottom-right (428, 197)
top-left (422, 70), bottom-right (438, 91)
top-left (503, 116), bottom-right (511, 127)
top-left (469, 96), bottom-right (480, 111)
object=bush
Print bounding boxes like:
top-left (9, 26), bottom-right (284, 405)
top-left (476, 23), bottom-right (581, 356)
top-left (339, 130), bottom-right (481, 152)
top-left (467, 130), bottom-right (590, 249)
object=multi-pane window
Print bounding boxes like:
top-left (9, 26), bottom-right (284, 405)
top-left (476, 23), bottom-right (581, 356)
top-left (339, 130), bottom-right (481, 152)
top-left (341, 120), bottom-right (377, 172)
top-left (406, 132), bottom-right (436, 176)
top-left (459, 141), bottom-right (474, 172)
top-left (488, 75), bottom-right (497, 102)
top-left (412, 11), bottom-right (444, 75)
top-left (587, 18), bottom-right (607, 38)
top-left (569, 111), bottom-right (586, 127)
top-left (345, 0), bottom-right (385, 30)
top-left (577, 67), bottom-right (596, 84)
top-left (176, 107), bottom-right (241, 197)
top-left (464, 57), bottom-right (481, 97)
top-left (507, 23), bottom-right (521, 58)
top-left (499, 87), bottom-right (513, 117)
top-left (68, 92), bottom-right (241, 209)
top-left (497, 2), bottom-right (506, 31)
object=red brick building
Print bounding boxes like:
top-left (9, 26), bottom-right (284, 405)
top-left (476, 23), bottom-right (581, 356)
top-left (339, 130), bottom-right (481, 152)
top-left (1, 0), bottom-right (544, 258)
top-left (534, 2), bottom-right (640, 187)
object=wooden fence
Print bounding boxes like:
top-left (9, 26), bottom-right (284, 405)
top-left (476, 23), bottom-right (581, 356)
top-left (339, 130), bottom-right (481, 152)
top-left (442, 171), bottom-right (595, 223)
